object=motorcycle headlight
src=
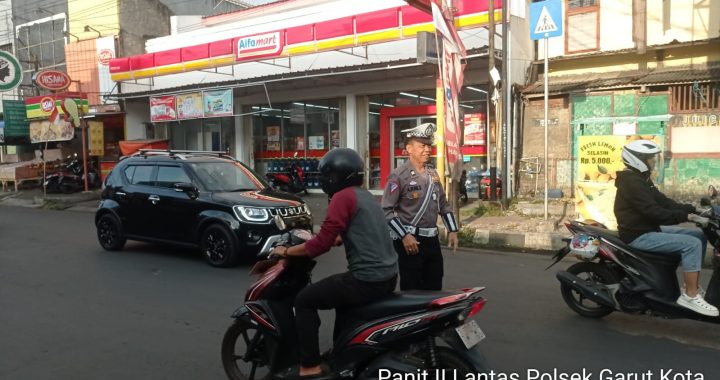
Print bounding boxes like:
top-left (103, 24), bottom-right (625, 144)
top-left (233, 206), bottom-right (270, 223)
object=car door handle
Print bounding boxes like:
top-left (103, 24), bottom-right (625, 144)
top-left (148, 195), bottom-right (160, 205)
top-left (116, 192), bottom-right (126, 196)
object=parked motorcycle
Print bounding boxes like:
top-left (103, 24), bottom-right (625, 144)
top-left (547, 186), bottom-right (720, 323)
top-left (44, 153), bottom-right (100, 193)
top-left (267, 160), bottom-right (308, 195)
top-left (221, 216), bottom-right (490, 380)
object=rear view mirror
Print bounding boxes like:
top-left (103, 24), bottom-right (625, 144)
top-left (709, 185), bottom-right (718, 199)
top-left (700, 197), bottom-right (712, 207)
top-left (174, 182), bottom-right (199, 199)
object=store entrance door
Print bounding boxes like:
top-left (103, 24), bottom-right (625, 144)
top-left (390, 116), bottom-right (436, 170)
top-left (379, 104), bottom-right (436, 189)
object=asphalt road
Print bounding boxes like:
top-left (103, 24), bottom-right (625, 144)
top-left (2, 205), bottom-right (720, 380)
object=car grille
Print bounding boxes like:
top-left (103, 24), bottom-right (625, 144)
top-left (268, 205), bottom-right (309, 217)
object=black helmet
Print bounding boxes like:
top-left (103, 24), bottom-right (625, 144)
top-left (318, 148), bottom-right (364, 196)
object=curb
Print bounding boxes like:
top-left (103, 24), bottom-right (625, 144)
top-left (470, 229), bottom-right (566, 251)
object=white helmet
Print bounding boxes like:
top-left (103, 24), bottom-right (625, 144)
top-left (622, 140), bottom-right (661, 173)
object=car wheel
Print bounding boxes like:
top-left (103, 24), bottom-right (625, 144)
top-left (201, 224), bottom-right (239, 267)
top-left (96, 214), bottom-right (127, 251)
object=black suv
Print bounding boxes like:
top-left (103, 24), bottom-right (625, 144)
top-left (95, 150), bottom-right (312, 267)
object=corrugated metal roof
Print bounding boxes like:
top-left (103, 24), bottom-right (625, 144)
top-left (523, 65), bottom-right (720, 96)
top-left (635, 66), bottom-right (720, 85)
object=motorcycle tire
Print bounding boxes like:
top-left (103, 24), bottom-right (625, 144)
top-left (200, 223), bottom-right (240, 267)
top-left (96, 213), bottom-right (127, 251)
top-left (222, 319), bottom-right (272, 380)
top-left (561, 262), bottom-right (618, 318)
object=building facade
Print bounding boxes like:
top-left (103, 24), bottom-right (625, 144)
top-left (520, 0), bottom-right (720, 199)
top-left (111, 0), bottom-right (534, 193)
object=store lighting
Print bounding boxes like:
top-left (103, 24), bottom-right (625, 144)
top-left (369, 102), bottom-right (394, 107)
top-left (399, 92), bottom-right (435, 102)
top-left (369, 112), bottom-right (380, 115)
top-left (466, 86), bottom-right (488, 94)
top-left (293, 102), bottom-right (339, 111)
top-left (459, 104), bottom-right (474, 109)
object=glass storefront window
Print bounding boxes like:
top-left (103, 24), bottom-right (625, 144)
top-left (285, 103), bottom-right (305, 153)
top-left (305, 101), bottom-right (329, 152)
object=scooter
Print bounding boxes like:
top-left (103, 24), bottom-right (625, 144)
top-left (267, 160), bottom-right (308, 195)
top-left (221, 216), bottom-right (490, 380)
top-left (547, 185), bottom-right (720, 323)
top-left (44, 153), bottom-right (100, 193)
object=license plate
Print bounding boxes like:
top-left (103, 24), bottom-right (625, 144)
top-left (455, 320), bottom-right (485, 349)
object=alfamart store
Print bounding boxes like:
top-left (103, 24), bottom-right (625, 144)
top-left (112, 0), bottom-right (498, 192)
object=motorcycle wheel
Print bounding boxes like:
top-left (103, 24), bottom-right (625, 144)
top-left (410, 346), bottom-right (487, 375)
top-left (222, 319), bottom-right (272, 380)
top-left (561, 262), bottom-right (617, 318)
top-left (96, 214), bottom-right (126, 251)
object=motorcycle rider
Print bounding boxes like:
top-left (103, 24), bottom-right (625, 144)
top-left (614, 140), bottom-right (719, 316)
top-left (271, 148), bottom-right (398, 379)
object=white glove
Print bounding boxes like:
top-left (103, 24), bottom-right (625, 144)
top-left (688, 214), bottom-right (710, 228)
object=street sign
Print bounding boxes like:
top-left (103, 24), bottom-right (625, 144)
top-left (0, 51), bottom-right (23, 92)
top-left (530, 0), bottom-right (563, 40)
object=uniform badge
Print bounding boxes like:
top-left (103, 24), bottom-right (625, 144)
top-left (410, 170), bottom-right (416, 176)
top-left (432, 193), bottom-right (437, 201)
top-left (409, 181), bottom-right (417, 186)
top-left (389, 181), bottom-right (399, 193)
top-left (412, 192), bottom-right (419, 199)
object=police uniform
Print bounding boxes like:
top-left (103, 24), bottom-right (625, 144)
top-left (381, 123), bottom-right (459, 291)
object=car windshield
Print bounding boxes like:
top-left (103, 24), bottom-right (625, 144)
top-left (189, 161), bottom-right (266, 192)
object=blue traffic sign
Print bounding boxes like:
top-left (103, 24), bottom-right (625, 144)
top-left (530, 0), bottom-right (563, 40)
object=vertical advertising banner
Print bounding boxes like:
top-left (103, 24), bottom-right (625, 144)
top-left (203, 89), bottom-right (234, 117)
top-left (176, 92), bottom-right (203, 119)
top-left (432, 2), bottom-right (466, 179)
top-left (96, 36), bottom-right (117, 104)
top-left (463, 113), bottom-right (486, 145)
top-left (88, 121), bottom-right (105, 156)
top-left (150, 96), bottom-right (177, 122)
top-left (576, 135), bottom-right (663, 229)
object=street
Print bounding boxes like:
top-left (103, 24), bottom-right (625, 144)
top-left (2, 205), bottom-right (720, 380)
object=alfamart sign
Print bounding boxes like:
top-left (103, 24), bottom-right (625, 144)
top-left (236, 32), bottom-right (283, 61)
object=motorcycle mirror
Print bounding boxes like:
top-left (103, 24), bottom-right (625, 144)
top-left (709, 185), bottom-right (718, 199)
top-left (701, 197), bottom-right (713, 207)
top-left (273, 215), bottom-right (287, 231)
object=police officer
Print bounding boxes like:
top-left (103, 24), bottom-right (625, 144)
top-left (381, 123), bottom-right (459, 291)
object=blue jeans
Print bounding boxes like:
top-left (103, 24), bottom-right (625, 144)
top-left (629, 226), bottom-right (707, 272)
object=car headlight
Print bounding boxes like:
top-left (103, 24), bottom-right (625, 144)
top-left (234, 206), bottom-right (270, 223)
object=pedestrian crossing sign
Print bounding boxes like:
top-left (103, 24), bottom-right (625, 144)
top-left (530, 0), bottom-right (563, 40)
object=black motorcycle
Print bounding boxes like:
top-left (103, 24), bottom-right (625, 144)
top-left (44, 153), bottom-right (100, 193)
top-left (221, 216), bottom-right (490, 380)
top-left (547, 186), bottom-right (720, 323)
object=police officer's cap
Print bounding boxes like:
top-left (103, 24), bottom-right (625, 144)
top-left (401, 123), bottom-right (436, 145)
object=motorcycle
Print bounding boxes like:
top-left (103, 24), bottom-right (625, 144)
top-left (221, 215), bottom-right (490, 380)
top-left (44, 153), bottom-right (100, 193)
top-left (267, 160), bottom-right (309, 195)
top-left (547, 185), bottom-right (720, 323)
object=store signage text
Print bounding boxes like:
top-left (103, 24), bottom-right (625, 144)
top-left (40, 97), bottom-right (56, 113)
top-left (236, 32), bottom-right (283, 61)
top-left (98, 49), bottom-right (114, 65)
top-left (33, 70), bottom-right (72, 91)
top-left (674, 113), bottom-right (720, 128)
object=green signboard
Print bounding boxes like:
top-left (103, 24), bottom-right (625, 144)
top-left (2, 100), bottom-right (30, 138)
top-left (0, 51), bottom-right (23, 92)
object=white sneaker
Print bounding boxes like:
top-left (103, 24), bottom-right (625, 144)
top-left (677, 292), bottom-right (719, 317)
top-left (681, 284), bottom-right (706, 297)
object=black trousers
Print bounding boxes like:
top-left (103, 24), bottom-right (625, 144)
top-left (393, 235), bottom-right (444, 291)
top-left (294, 272), bottom-right (396, 367)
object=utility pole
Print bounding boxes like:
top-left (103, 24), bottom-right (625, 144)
top-left (487, 0), bottom-right (497, 201)
top-left (502, 0), bottom-right (511, 203)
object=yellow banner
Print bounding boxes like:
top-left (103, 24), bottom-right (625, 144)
top-left (89, 121), bottom-right (104, 156)
top-left (576, 135), bottom-right (662, 229)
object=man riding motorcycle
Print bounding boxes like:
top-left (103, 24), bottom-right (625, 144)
top-left (614, 140), bottom-right (719, 316)
top-left (271, 148), bottom-right (398, 379)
